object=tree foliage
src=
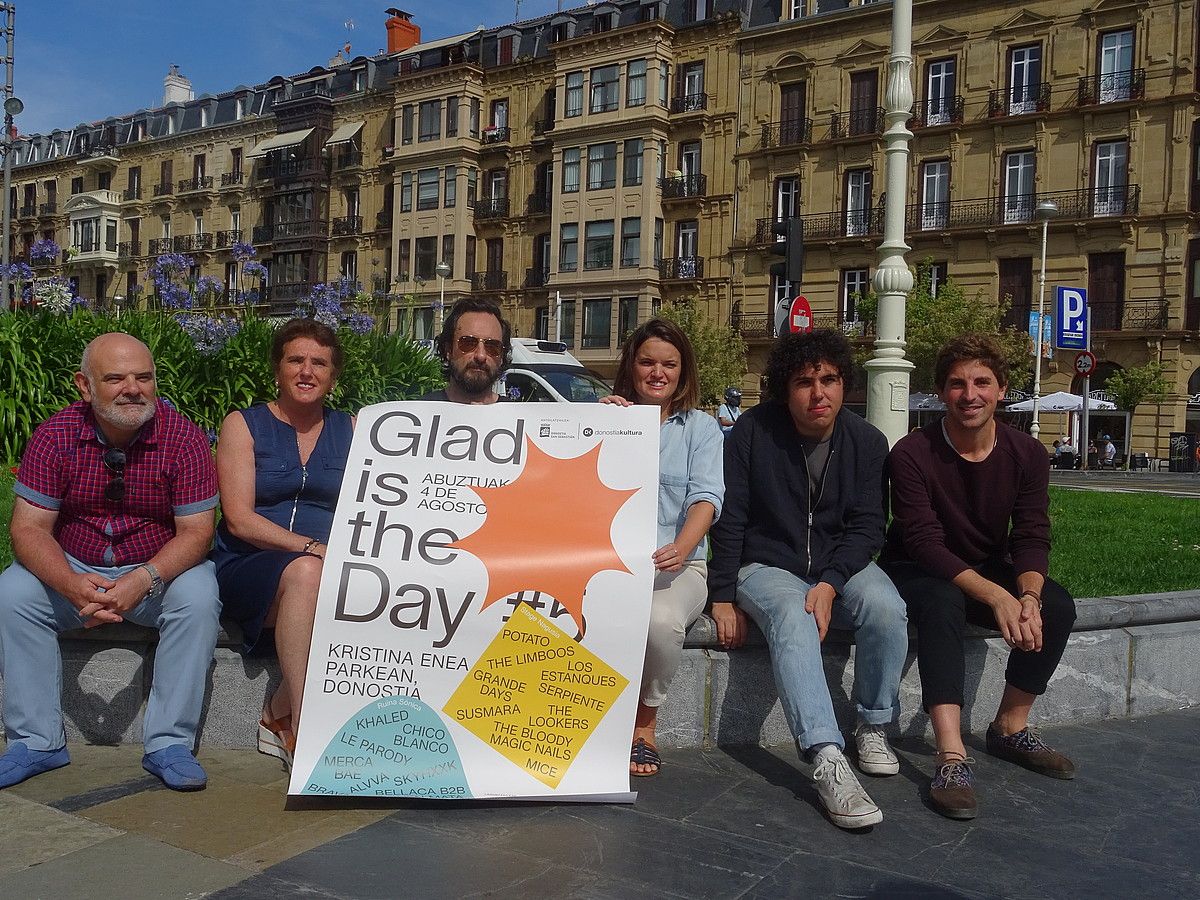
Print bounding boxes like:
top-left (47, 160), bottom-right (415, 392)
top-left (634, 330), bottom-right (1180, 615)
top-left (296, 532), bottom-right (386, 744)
top-left (656, 301), bottom-right (748, 407)
top-left (1104, 362), bottom-right (1169, 411)
top-left (855, 261), bottom-right (1032, 393)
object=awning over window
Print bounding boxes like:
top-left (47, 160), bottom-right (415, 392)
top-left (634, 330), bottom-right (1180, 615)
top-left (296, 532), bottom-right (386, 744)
top-left (325, 121), bottom-right (364, 147)
top-left (247, 127), bottom-right (314, 157)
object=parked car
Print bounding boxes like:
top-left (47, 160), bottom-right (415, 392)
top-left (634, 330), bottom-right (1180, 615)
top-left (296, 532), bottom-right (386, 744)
top-left (500, 339), bottom-right (612, 402)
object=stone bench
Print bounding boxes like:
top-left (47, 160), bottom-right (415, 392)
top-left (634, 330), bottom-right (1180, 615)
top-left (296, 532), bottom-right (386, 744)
top-left (3, 591), bottom-right (1199, 750)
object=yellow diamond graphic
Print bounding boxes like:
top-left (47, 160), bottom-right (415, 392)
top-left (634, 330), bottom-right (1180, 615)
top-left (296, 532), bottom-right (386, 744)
top-left (443, 602), bottom-right (628, 788)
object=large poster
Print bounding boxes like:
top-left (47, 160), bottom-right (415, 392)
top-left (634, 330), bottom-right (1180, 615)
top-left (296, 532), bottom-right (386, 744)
top-left (289, 402), bottom-right (660, 800)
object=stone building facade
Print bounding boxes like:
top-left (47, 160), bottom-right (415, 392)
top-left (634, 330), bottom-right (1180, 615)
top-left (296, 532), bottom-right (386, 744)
top-left (7, 1), bottom-right (1199, 452)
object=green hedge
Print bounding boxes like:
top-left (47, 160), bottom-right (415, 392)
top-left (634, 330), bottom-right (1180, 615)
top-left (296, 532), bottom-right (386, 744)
top-left (0, 308), bottom-right (444, 465)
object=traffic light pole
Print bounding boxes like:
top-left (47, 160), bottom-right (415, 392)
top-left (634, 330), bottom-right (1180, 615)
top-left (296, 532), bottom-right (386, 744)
top-left (864, 0), bottom-right (915, 447)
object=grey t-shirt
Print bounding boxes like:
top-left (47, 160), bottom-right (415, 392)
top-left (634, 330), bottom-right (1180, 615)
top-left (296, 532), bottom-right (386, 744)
top-left (799, 435), bottom-right (833, 501)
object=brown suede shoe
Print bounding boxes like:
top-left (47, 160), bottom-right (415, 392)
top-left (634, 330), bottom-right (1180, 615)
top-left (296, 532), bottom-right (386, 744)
top-left (929, 757), bottom-right (977, 820)
top-left (985, 725), bottom-right (1076, 780)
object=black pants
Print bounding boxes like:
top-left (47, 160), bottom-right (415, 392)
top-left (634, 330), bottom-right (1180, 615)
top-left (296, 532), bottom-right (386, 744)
top-left (883, 561), bottom-right (1076, 712)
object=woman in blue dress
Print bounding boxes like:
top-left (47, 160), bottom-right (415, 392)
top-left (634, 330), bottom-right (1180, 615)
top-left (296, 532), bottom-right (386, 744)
top-left (212, 319), bottom-right (353, 766)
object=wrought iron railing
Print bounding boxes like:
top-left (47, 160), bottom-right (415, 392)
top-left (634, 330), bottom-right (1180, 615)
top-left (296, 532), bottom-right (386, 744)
top-left (220, 171), bottom-right (244, 187)
top-left (526, 193), bottom-right (552, 216)
top-left (911, 95), bottom-right (965, 128)
top-left (174, 233), bottom-right (213, 252)
top-left (987, 82), bottom-right (1051, 117)
top-left (376, 210), bottom-right (393, 229)
top-left (148, 237), bottom-right (174, 254)
top-left (760, 119), bottom-right (813, 148)
top-left (178, 176), bottom-right (214, 192)
top-left (524, 266), bottom-right (551, 288)
top-left (474, 198), bottom-right (509, 220)
top-left (215, 229), bottom-right (242, 248)
top-left (1078, 68), bottom-right (1146, 106)
top-left (18, 204), bottom-right (35, 217)
top-left (471, 270), bottom-right (508, 291)
top-left (117, 241), bottom-right (140, 258)
top-left (660, 174), bottom-right (707, 199)
top-left (122, 187), bottom-right (141, 201)
top-left (153, 182), bottom-right (173, 197)
top-left (658, 256), bottom-right (704, 280)
top-left (332, 215), bottom-right (363, 236)
top-left (1090, 299), bottom-right (1168, 331)
top-left (830, 107), bottom-right (884, 139)
top-left (670, 92), bottom-right (708, 114)
top-left (39, 202), bottom-right (58, 215)
top-left (481, 126), bottom-right (511, 145)
top-left (334, 149), bottom-right (363, 170)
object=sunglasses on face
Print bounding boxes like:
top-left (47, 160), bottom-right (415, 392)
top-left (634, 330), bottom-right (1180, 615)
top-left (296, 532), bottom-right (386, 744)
top-left (456, 334), bottom-right (504, 358)
top-left (103, 447), bottom-right (126, 502)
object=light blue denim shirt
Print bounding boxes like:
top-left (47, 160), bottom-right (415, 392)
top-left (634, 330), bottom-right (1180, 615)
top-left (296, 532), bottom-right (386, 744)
top-left (658, 408), bottom-right (725, 558)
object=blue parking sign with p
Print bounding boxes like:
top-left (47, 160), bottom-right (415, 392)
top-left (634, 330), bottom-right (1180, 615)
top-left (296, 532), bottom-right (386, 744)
top-left (1055, 286), bottom-right (1088, 350)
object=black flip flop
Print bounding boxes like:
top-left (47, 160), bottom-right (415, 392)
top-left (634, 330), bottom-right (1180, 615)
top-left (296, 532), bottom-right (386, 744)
top-left (630, 737), bottom-right (661, 777)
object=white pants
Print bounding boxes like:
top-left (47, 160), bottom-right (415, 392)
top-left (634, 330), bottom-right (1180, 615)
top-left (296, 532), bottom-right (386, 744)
top-left (640, 560), bottom-right (707, 707)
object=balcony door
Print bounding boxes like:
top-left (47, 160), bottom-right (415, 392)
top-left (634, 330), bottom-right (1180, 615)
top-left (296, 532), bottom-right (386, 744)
top-left (1008, 44), bottom-right (1042, 114)
top-left (1093, 140), bottom-right (1128, 216)
top-left (780, 82), bottom-right (806, 144)
top-left (1088, 252), bottom-right (1125, 330)
top-left (676, 220), bottom-right (699, 277)
top-left (925, 59), bottom-right (956, 125)
top-left (844, 168), bottom-right (872, 236)
top-left (920, 160), bottom-right (949, 229)
top-left (486, 238), bottom-right (504, 275)
top-left (998, 257), bottom-right (1033, 328)
top-left (679, 141), bottom-right (701, 179)
top-left (849, 70), bottom-right (878, 134)
top-left (1099, 30), bottom-right (1134, 102)
top-left (1003, 151), bottom-right (1035, 224)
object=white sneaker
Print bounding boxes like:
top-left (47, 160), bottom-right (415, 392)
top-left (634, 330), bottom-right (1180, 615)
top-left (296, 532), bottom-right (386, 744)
top-left (812, 748), bottom-right (883, 829)
top-left (854, 722), bottom-right (900, 776)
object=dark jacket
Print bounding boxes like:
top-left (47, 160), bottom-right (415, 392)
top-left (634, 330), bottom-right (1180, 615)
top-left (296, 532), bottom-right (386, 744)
top-left (707, 402), bottom-right (889, 600)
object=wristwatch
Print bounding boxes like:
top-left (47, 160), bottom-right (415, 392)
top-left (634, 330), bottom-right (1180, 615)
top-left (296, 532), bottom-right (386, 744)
top-left (139, 563), bottom-right (165, 600)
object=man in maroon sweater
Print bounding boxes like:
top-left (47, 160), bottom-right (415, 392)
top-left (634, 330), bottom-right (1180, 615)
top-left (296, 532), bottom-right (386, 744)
top-left (882, 334), bottom-right (1077, 821)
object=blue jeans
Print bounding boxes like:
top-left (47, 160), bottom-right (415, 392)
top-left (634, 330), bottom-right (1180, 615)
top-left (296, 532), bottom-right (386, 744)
top-left (736, 562), bottom-right (908, 752)
top-left (0, 556), bottom-right (221, 754)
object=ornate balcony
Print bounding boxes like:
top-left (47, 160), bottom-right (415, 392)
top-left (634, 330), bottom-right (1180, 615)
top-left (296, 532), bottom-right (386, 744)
top-left (471, 270), bottom-right (508, 291)
top-left (375, 210), bottom-right (392, 230)
top-left (174, 233), bottom-right (213, 252)
top-left (526, 193), bottom-right (552, 217)
top-left (215, 229), bottom-right (242, 249)
top-left (253, 220), bottom-right (328, 243)
top-left (474, 198), bottom-right (509, 220)
top-left (178, 176), bottom-right (214, 193)
top-left (660, 174), bottom-right (707, 200)
top-left (752, 216), bottom-right (794, 245)
top-left (732, 312), bottom-right (840, 339)
top-left (1091, 298), bottom-right (1168, 332)
top-left (911, 96), bottom-right (965, 129)
top-left (152, 182), bottom-right (173, 197)
top-left (670, 92), bottom-right (708, 114)
top-left (18, 204), bottom-right (35, 218)
top-left (1078, 69), bottom-right (1145, 106)
top-left (524, 266), bottom-right (551, 289)
top-left (830, 107), bottom-right (884, 139)
top-left (257, 158), bottom-right (328, 181)
top-left (480, 126), bottom-right (511, 146)
top-left (39, 202), bottom-right (58, 216)
top-left (988, 83), bottom-right (1051, 117)
top-left (122, 187), bottom-right (142, 202)
top-left (658, 256), bottom-right (704, 280)
top-left (760, 119), bottom-right (813, 149)
top-left (332, 215), bottom-right (363, 236)
top-left (334, 149), bottom-right (363, 170)
top-left (117, 241), bottom-right (141, 259)
top-left (795, 208), bottom-right (884, 241)
top-left (148, 237), bottom-right (174, 255)
top-left (905, 186), bottom-right (1141, 233)
top-left (220, 171), bottom-right (245, 187)
top-left (533, 119), bottom-right (554, 136)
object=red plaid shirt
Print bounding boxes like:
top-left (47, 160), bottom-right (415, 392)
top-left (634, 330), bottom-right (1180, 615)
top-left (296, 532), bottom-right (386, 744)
top-left (14, 399), bottom-right (218, 566)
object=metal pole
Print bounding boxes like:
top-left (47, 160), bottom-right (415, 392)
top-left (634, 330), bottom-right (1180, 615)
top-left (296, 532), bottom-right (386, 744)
top-left (437, 274), bottom-right (445, 329)
top-left (1080, 305), bottom-right (1092, 470)
top-left (1, 5), bottom-right (15, 311)
top-left (1030, 215), bottom-right (1049, 441)
top-left (864, 0), bottom-right (915, 447)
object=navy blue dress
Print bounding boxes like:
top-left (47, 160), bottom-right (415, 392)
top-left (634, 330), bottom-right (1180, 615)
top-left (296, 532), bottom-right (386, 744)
top-left (212, 404), bottom-right (353, 652)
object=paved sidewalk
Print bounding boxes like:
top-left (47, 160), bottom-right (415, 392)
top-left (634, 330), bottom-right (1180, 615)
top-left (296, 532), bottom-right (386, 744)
top-left (1050, 469), bottom-right (1200, 498)
top-left (2, 709), bottom-right (1198, 899)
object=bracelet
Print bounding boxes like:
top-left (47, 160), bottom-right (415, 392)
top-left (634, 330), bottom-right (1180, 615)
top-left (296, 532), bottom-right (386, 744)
top-left (1020, 590), bottom-right (1042, 608)
top-left (302, 539), bottom-right (320, 554)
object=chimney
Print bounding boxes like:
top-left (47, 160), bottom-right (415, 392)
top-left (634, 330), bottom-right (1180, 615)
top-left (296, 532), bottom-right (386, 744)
top-left (163, 64), bottom-right (194, 106)
top-left (385, 8), bottom-right (421, 54)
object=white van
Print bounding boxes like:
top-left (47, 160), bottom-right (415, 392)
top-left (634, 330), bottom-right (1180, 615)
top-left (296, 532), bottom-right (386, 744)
top-left (500, 338), bottom-right (612, 403)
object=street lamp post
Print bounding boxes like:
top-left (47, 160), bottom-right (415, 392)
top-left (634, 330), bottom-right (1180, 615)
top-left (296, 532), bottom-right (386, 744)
top-left (1029, 199), bottom-right (1058, 442)
top-left (864, 0), bottom-right (915, 446)
top-left (434, 261), bottom-right (451, 329)
top-left (0, 4), bottom-right (16, 312)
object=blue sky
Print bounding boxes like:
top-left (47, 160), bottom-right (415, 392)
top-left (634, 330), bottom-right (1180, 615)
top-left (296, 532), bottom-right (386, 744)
top-left (15, 1), bottom-right (566, 136)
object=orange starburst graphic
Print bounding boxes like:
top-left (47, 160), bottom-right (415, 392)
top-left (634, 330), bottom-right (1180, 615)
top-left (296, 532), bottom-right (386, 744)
top-left (449, 437), bottom-right (639, 635)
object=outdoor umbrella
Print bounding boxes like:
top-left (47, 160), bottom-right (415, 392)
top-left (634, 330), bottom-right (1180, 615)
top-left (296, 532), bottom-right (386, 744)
top-left (1004, 391), bottom-right (1116, 412)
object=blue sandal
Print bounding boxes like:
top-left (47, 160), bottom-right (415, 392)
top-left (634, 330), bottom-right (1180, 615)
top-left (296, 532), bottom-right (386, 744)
top-left (630, 738), bottom-right (661, 776)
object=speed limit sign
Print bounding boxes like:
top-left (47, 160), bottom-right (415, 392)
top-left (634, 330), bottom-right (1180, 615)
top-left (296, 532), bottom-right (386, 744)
top-left (1073, 351), bottom-right (1096, 376)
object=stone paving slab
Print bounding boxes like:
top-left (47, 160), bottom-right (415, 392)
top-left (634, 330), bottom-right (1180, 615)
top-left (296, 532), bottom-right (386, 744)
top-left (0, 792), bottom-right (119, 877)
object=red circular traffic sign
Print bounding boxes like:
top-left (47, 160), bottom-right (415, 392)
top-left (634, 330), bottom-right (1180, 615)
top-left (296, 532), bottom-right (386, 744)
top-left (1073, 351), bottom-right (1097, 376)
top-left (788, 295), bottom-right (813, 334)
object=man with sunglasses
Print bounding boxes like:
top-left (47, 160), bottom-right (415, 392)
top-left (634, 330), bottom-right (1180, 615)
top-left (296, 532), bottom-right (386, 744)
top-left (422, 297), bottom-right (512, 403)
top-left (0, 333), bottom-right (221, 792)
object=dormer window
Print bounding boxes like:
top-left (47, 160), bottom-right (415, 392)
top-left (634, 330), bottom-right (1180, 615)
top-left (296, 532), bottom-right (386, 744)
top-left (200, 106), bottom-right (209, 127)
top-left (640, 1), bottom-right (661, 22)
top-left (593, 11), bottom-right (615, 33)
top-left (497, 33), bottom-right (515, 66)
top-left (549, 16), bottom-right (575, 43)
top-left (353, 69), bottom-right (366, 92)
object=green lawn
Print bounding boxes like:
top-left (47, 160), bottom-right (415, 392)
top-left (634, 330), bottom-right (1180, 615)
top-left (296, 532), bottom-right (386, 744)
top-left (0, 471), bottom-right (1194, 599)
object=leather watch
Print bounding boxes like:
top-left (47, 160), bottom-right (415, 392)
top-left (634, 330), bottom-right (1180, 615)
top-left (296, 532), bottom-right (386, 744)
top-left (140, 563), bottom-right (165, 600)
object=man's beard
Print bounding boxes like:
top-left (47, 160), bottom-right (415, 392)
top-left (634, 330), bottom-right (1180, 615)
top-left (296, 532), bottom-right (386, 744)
top-left (93, 397), bottom-right (155, 431)
top-left (449, 359), bottom-right (499, 397)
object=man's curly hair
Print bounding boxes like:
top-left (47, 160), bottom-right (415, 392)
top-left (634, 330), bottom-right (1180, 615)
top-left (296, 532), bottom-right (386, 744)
top-left (763, 330), bottom-right (853, 402)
